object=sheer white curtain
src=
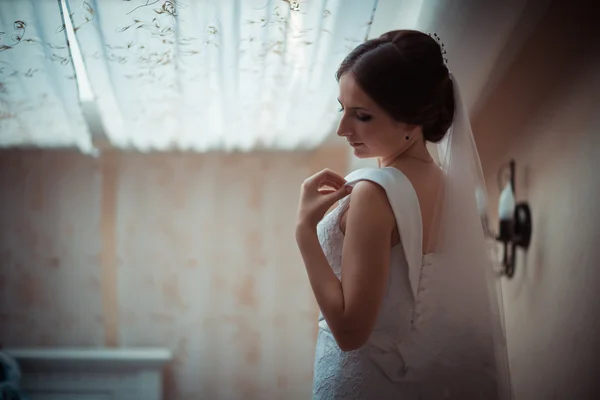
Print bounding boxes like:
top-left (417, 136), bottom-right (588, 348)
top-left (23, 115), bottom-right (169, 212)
top-left (66, 0), bottom-right (378, 152)
top-left (0, 0), bottom-right (92, 152)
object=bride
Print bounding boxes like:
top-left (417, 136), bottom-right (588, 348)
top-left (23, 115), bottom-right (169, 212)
top-left (295, 30), bottom-right (512, 399)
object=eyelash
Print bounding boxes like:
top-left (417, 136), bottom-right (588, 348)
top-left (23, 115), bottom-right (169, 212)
top-left (338, 107), bottom-right (372, 122)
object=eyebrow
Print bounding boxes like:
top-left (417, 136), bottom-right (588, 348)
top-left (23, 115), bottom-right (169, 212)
top-left (337, 99), bottom-right (369, 112)
top-left (337, 98), bottom-right (370, 112)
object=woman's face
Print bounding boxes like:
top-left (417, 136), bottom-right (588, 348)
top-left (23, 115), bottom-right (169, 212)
top-left (336, 73), bottom-right (413, 159)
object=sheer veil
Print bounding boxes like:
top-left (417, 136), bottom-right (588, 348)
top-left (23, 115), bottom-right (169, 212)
top-left (410, 72), bottom-right (513, 398)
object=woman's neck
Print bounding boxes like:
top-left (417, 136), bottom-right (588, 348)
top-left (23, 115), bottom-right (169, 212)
top-left (378, 141), bottom-right (433, 167)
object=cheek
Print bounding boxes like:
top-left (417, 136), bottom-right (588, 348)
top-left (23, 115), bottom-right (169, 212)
top-left (382, 129), bottom-right (403, 144)
top-left (365, 123), bottom-right (396, 144)
top-left (350, 120), bottom-right (399, 148)
top-left (365, 127), bottom-right (406, 155)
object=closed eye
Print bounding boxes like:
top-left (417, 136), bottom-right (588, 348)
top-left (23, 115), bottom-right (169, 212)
top-left (356, 113), bottom-right (372, 122)
top-left (338, 107), bottom-right (372, 122)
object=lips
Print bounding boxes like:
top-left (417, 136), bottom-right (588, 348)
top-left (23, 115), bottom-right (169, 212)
top-left (349, 142), bottom-right (364, 147)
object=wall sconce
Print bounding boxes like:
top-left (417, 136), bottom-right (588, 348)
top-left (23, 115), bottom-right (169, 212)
top-left (496, 160), bottom-right (532, 278)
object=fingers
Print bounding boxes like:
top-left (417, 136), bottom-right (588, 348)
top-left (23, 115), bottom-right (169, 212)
top-left (317, 169), bottom-right (347, 185)
top-left (325, 185), bottom-right (352, 202)
top-left (318, 188), bottom-right (337, 195)
top-left (304, 169), bottom-right (346, 188)
top-left (319, 179), bottom-right (344, 190)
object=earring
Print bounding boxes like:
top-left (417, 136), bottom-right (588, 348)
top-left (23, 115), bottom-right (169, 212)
top-left (405, 135), bottom-right (410, 140)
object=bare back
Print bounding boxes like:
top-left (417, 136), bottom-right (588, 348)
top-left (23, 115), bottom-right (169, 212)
top-left (392, 159), bottom-right (444, 254)
top-left (340, 160), bottom-right (444, 254)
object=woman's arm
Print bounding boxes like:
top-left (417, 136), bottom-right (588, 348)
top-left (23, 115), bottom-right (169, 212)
top-left (296, 180), bottom-right (395, 351)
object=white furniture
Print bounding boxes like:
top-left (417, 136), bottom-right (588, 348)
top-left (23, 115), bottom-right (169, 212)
top-left (5, 348), bottom-right (172, 400)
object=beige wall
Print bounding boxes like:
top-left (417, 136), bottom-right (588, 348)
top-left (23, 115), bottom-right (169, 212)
top-left (3, 2), bottom-right (600, 397)
top-left (0, 146), bottom-right (348, 399)
top-left (473, 1), bottom-right (600, 397)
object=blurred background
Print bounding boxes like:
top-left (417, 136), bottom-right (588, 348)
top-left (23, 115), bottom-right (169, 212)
top-left (0, 0), bottom-right (598, 399)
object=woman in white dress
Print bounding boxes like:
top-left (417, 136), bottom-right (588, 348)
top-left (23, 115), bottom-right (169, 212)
top-left (295, 30), bottom-right (512, 399)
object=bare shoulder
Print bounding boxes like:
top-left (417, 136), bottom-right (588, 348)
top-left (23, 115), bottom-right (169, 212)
top-left (336, 180), bottom-right (396, 349)
top-left (346, 180), bottom-right (395, 231)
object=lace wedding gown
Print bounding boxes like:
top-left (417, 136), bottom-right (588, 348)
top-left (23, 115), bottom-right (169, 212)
top-left (312, 167), bottom-right (501, 400)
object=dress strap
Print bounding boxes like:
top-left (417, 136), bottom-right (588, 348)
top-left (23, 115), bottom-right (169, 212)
top-left (344, 167), bottom-right (423, 300)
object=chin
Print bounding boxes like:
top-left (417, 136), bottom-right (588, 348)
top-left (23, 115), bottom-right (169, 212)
top-left (354, 152), bottom-right (371, 159)
top-left (350, 144), bottom-right (372, 158)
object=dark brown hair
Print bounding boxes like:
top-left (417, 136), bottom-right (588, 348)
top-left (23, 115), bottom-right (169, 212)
top-left (336, 30), bottom-right (454, 143)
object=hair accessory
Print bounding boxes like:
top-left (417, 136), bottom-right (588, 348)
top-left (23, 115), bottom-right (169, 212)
top-left (428, 32), bottom-right (448, 66)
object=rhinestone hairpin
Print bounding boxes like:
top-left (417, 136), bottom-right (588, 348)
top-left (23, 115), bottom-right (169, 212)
top-left (428, 32), bottom-right (448, 66)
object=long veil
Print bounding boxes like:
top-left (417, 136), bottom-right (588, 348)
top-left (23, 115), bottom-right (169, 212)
top-left (409, 73), bottom-right (513, 399)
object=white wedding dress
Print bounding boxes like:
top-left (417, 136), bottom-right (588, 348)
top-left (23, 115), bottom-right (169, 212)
top-left (312, 166), bottom-right (501, 400)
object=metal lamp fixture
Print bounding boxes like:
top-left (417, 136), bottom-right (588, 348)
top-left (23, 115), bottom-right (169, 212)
top-left (496, 160), bottom-right (532, 278)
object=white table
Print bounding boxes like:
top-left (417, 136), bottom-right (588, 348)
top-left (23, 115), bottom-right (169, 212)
top-left (6, 348), bottom-right (172, 400)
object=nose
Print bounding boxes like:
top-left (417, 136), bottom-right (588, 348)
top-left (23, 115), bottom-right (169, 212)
top-left (336, 116), bottom-right (352, 137)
